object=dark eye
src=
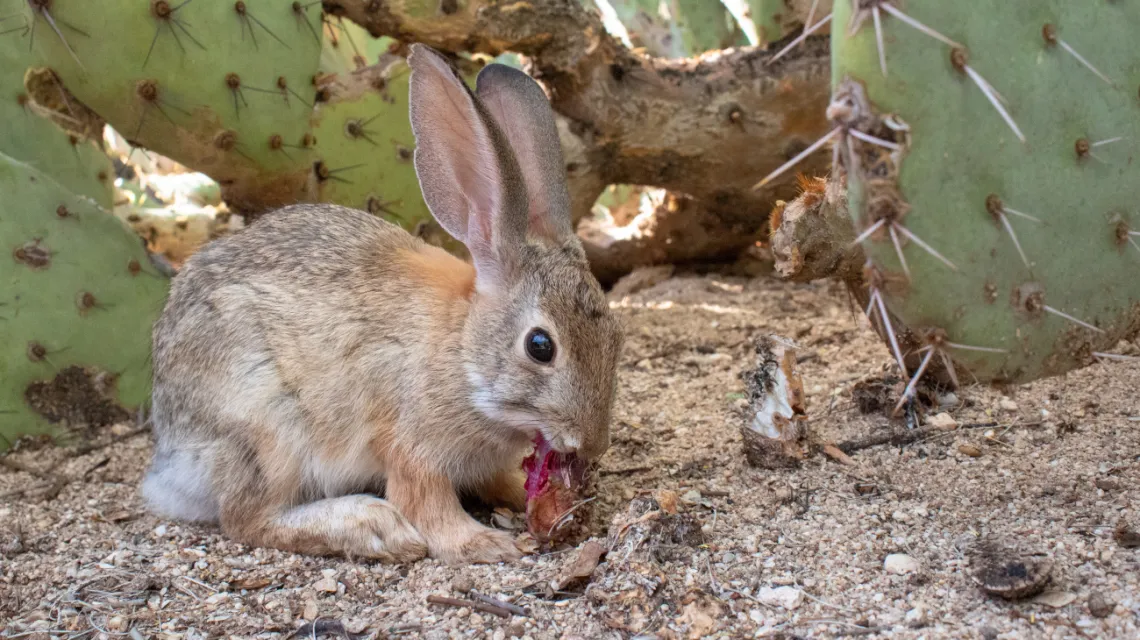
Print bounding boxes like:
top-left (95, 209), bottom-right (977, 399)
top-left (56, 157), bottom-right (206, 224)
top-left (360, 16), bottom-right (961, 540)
top-left (525, 328), bottom-right (555, 364)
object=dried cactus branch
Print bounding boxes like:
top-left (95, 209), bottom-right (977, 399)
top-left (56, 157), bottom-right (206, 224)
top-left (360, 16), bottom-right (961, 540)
top-left (324, 0), bottom-right (833, 226)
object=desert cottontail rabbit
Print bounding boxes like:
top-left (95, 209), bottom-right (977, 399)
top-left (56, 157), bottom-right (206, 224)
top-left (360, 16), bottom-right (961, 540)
top-left (140, 44), bottom-right (623, 565)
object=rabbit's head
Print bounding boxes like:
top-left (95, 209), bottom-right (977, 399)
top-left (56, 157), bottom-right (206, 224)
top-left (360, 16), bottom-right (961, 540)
top-left (408, 45), bottom-right (623, 461)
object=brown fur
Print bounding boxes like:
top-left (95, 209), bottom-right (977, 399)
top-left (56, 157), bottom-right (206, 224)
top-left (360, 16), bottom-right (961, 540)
top-left (139, 46), bottom-right (624, 565)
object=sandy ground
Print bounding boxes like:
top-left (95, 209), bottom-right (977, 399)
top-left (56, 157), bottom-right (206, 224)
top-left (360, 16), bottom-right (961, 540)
top-left (2, 272), bottom-right (1138, 639)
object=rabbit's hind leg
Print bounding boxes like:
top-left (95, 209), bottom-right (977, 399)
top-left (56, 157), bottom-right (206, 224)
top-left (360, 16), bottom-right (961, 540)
top-left (214, 439), bottom-right (427, 562)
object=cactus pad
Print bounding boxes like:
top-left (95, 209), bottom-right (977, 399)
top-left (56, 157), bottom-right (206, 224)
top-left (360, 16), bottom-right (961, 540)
top-left (1, 152), bottom-right (170, 445)
top-left (18, 0), bottom-right (439, 237)
top-left (830, 0), bottom-right (1140, 384)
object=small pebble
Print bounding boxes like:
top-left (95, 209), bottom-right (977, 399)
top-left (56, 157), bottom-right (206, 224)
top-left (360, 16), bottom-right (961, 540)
top-left (313, 577), bottom-right (338, 593)
top-left (303, 601), bottom-right (319, 620)
top-left (884, 553), bottom-right (920, 575)
top-left (1088, 591), bottom-right (1114, 618)
top-left (937, 392), bottom-right (960, 408)
top-left (999, 398), bottom-right (1019, 412)
top-left (756, 586), bottom-right (804, 610)
top-left (928, 413), bottom-right (958, 431)
top-left (451, 575), bottom-right (475, 594)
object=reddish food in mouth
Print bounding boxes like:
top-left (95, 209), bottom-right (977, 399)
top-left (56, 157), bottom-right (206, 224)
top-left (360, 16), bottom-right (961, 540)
top-left (522, 434), bottom-right (590, 544)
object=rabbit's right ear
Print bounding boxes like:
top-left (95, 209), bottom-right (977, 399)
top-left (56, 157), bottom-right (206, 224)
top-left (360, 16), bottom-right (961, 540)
top-left (407, 44), bottom-right (527, 293)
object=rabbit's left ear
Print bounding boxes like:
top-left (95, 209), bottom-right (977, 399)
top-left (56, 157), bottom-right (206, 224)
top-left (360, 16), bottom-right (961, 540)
top-left (474, 63), bottom-right (577, 248)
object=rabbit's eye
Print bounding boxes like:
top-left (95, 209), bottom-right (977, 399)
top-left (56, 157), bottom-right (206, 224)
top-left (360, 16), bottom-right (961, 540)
top-left (525, 328), bottom-right (555, 364)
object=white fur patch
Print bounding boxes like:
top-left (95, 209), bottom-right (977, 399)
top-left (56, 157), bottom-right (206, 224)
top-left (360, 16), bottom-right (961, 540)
top-left (140, 446), bottom-right (220, 523)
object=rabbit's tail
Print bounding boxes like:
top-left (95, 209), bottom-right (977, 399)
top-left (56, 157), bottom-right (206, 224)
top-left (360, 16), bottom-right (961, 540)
top-left (140, 443), bottom-right (220, 523)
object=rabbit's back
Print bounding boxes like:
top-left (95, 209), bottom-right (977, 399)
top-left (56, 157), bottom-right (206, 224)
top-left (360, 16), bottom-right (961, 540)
top-left (144, 204), bottom-right (469, 522)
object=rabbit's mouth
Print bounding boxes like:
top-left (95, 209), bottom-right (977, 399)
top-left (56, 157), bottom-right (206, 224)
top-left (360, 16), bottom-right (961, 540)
top-left (522, 433), bottom-right (589, 543)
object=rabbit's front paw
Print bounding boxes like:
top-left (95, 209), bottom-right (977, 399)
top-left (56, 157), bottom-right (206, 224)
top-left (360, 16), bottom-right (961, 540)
top-left (429, 523), bottom-right (522, 565)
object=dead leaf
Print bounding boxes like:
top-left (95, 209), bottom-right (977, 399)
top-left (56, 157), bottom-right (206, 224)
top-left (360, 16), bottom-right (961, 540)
top-left (656, 490), bottom-right (679, 515)
top-left (676, 600), bottom-right (721, 639)
top-left (552, 540), bottom-right (606, 591)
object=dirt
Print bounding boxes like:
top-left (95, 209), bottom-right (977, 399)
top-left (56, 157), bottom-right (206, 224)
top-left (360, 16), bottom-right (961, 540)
top-left (2, 272), bottom-right (1138, 639)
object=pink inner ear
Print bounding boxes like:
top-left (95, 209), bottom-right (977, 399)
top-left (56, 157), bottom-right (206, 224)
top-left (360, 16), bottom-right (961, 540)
top-left (408, 47), bottom-right (503, 259)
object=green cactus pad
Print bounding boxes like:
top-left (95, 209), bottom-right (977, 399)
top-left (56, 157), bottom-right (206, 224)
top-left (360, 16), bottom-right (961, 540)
top-left (23, 0), bottom-right (325, 210)
top-left (1, 32), bottom-right (112, 205)
top-left (0, 152), bottom-right (170, 446)
top-left (831, 0), bottom-right (1140, 384)
top-left (19, 1), bottom-right (442, 243)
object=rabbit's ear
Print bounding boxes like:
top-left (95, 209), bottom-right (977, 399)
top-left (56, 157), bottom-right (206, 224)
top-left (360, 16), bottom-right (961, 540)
top-left (407, 44), bottom-right (528, 292)
top-left (474, 63), bottom-right (577, 248)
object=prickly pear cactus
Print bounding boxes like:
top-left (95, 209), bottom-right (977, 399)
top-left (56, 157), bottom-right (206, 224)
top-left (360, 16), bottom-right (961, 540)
top-left (17, 0), bottom-right (438, 232)
top-left (604, 0), bottom-right (745, 58)
top-left (1, 31), bottom-right (111, 205)
top-left (831, 1), bottom-right (1140, 385)
top-left (0, 152), bottom-right (170, 446)
top-left (1, 30), bottom-right (169, 448)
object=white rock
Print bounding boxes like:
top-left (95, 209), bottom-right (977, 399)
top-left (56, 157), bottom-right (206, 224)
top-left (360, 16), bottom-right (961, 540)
top-left (756, 586), bottom-right (804, 610)
top-left (927, 413), bottom-right (958, 431)
top-left (884, 553), bottom-right (920, 575)
top-left (313, 577), bottom-right (338, 593)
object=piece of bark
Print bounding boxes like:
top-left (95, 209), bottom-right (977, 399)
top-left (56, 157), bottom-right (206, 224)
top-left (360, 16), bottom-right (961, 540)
top-left (740, 335), bottom-right (809, 469)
